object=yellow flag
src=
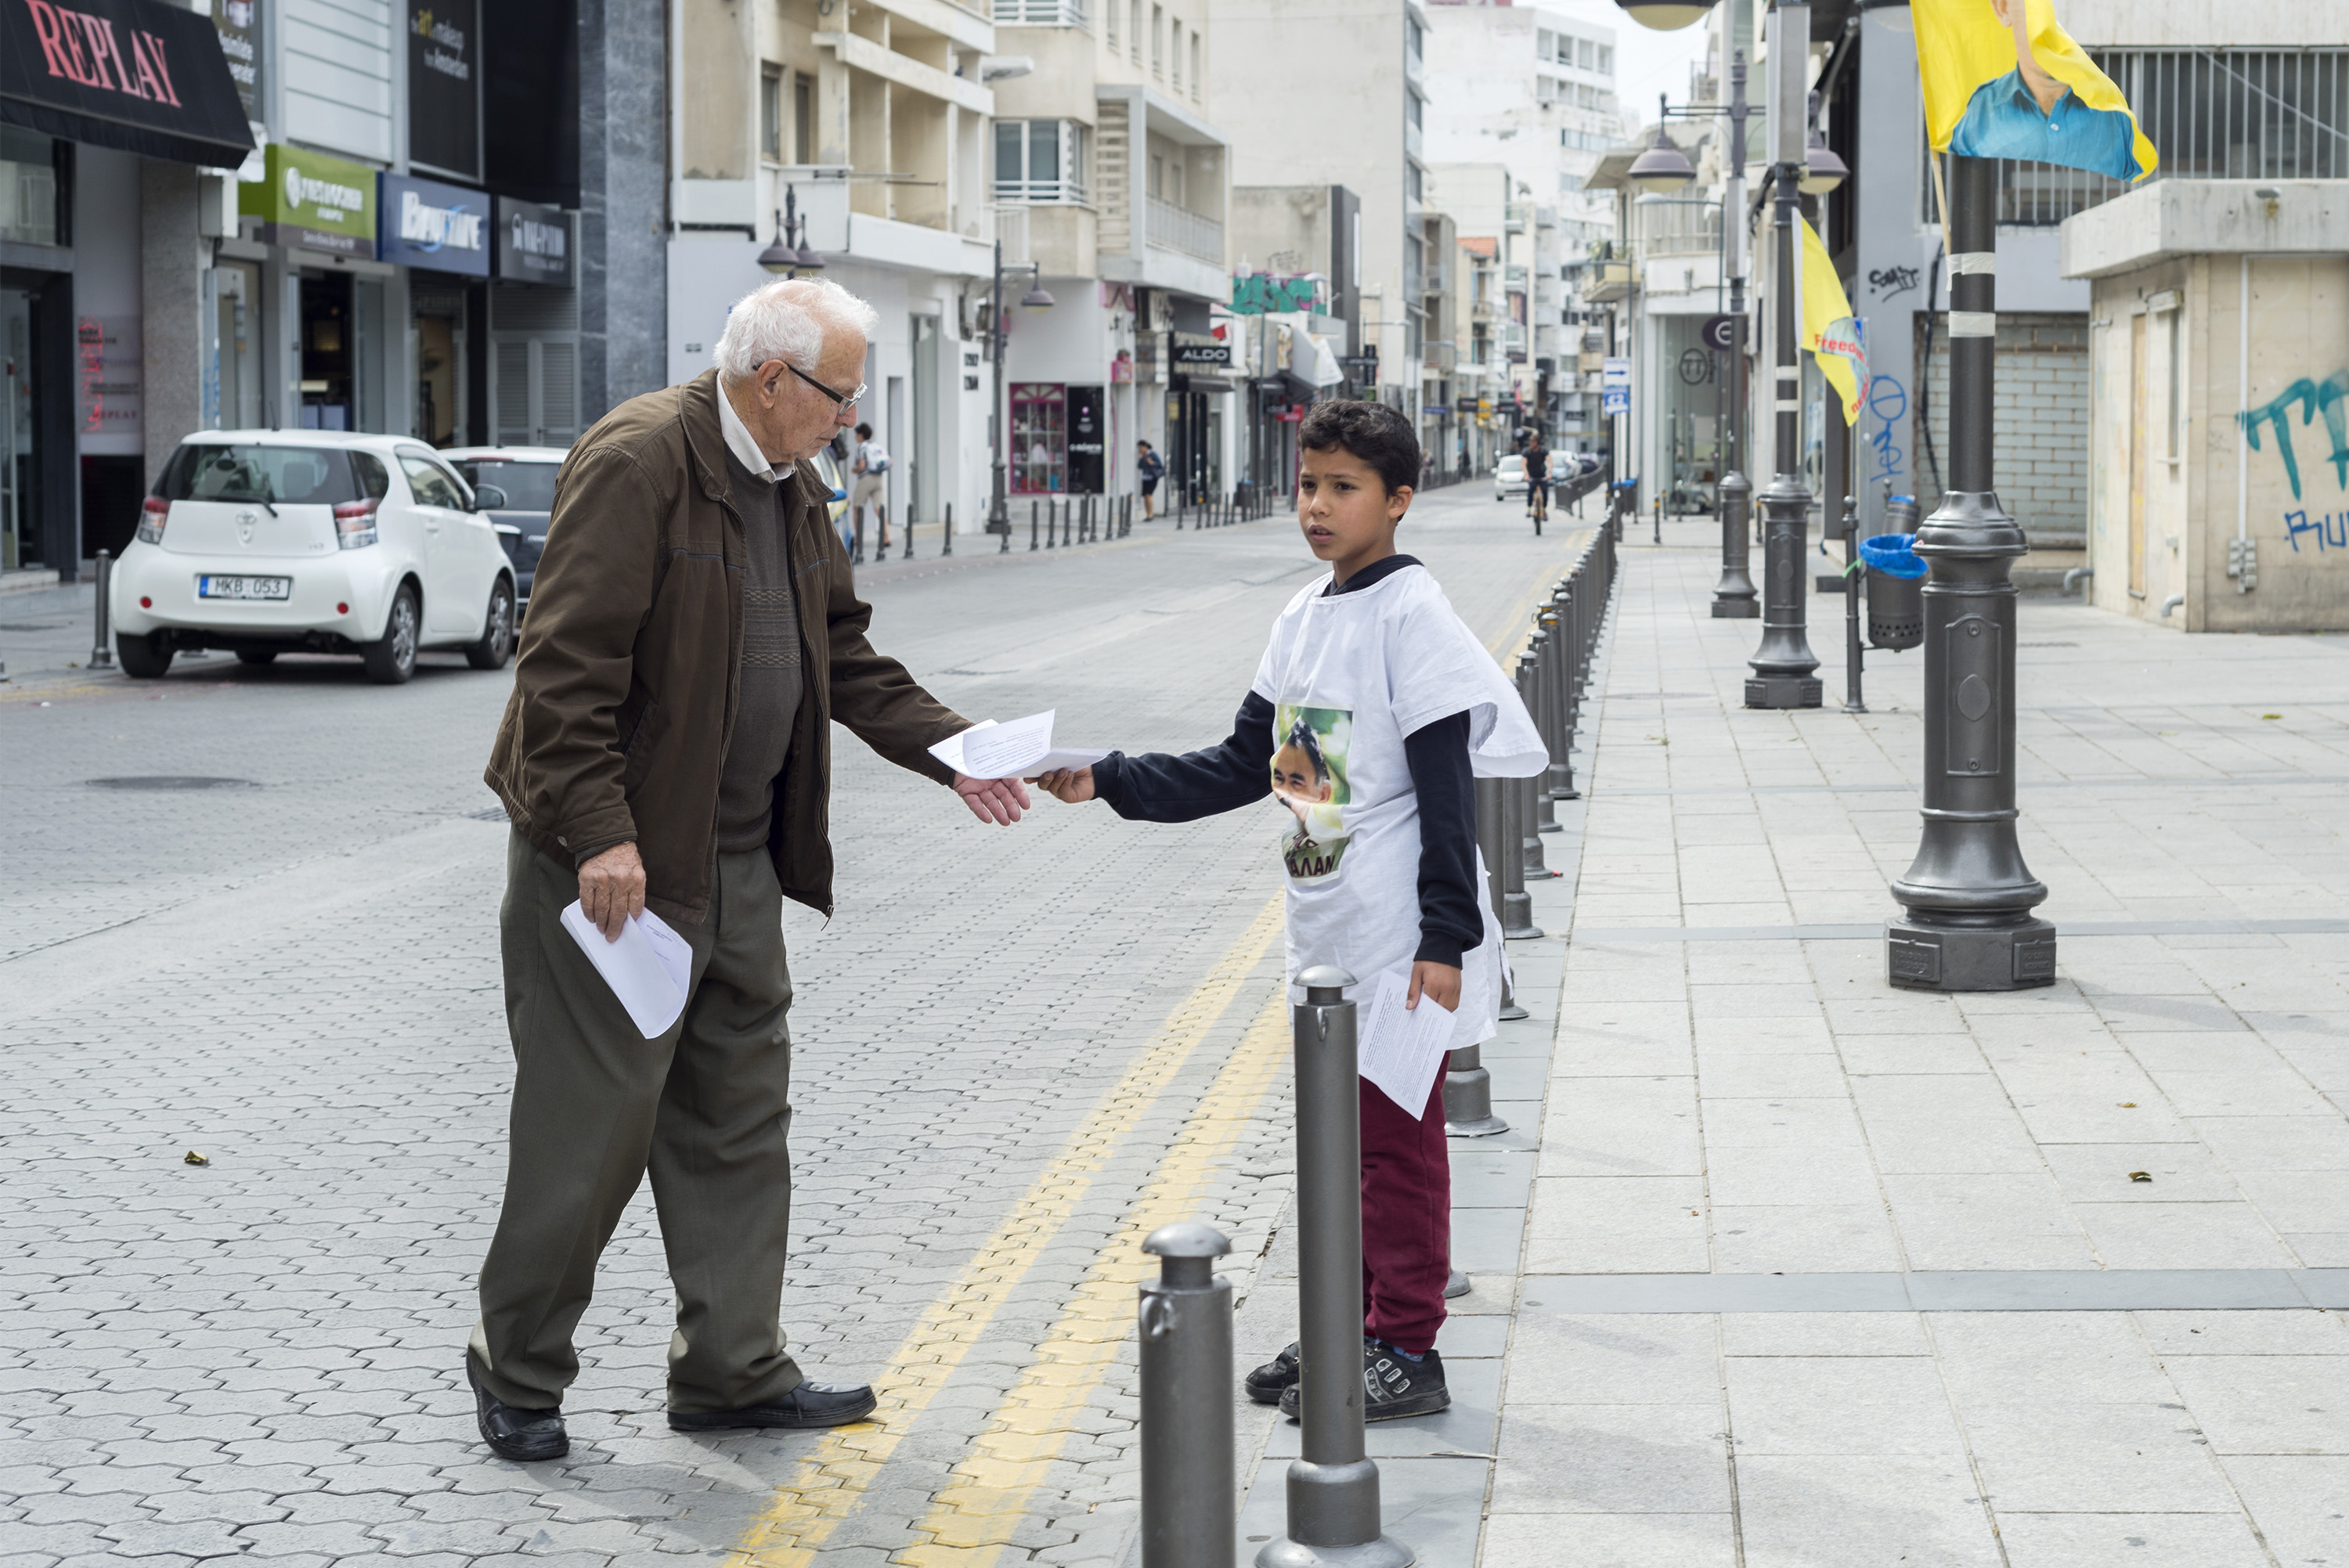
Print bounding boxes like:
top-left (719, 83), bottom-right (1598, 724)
top-left (1913, 0), bottom-right (2155, 182)
top-left (1799, 215), bottom-right (1867, 427)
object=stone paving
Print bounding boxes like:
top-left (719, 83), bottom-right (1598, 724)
top-left (1477, 514), bottom-right (2349, 1567)
top-left (0, 489), bottom-right (1591, 1568)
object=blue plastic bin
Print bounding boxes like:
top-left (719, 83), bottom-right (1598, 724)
top-left (1858, 534), bottom-right (1925, 651)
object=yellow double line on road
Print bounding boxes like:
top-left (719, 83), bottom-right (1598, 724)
top-left (727, 898), bottom-right (1284, 1566)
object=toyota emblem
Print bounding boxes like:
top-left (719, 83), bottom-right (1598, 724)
top-left (236, 510), bottom-right (257, 545)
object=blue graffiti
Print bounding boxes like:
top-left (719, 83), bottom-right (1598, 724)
top-left (2240, 372), bottom-right (2349, 501)
top-left (1867, 373), bottom-right (1908, 492)
top-left (2283, 510), bottom-right (2349, 552)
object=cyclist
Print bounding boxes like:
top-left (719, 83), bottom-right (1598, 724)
top-left (1523, 438), bottom-right (1550, 533)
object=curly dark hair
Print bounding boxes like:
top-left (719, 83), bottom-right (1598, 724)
top-left (1297, 399), bottom-right (1421, 497)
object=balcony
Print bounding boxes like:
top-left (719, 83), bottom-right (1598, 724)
top-left (998, 176), bottom-right (1091, 205)
top-left (994, 0), bottom-right (1088, 24)
top-left (1146, 194), bottom-right (1221, 263)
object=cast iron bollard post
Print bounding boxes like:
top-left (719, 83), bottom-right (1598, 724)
top-left (1745, 6), bottom-right (1823, 709)
top-left (1443, 1043), bottom-right (1509, 1137)
top-left (1526, 622), bottom-right (1557, 832)
top-left (1514, 660), bottom-right (1550, 880)
top-left (1030, 499), bottom-right (1039, 551)
top-left (1139, 1222), bottom-right (1235, 1568)
top-left (1542, 602), bottom-right (1576, 806)
top-left (904, 503), bottom-right (915, 561)
top-left (943, 502), bottom-right (954, 557)
top-left (1474, 777), bottom-right (1526, 1021)
top-left (89, 550), bottom-right (115, 669)
top-left (1499, 770), bottom-right (1541, 941)
top-left (1885, 152), bottom-right (2055, 993)
top-left (1261, 968), bottom-right (1412, 1568)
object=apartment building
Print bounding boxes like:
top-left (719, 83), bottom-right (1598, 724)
top-left (990, 0), bottom-right (1235, 506)
top-left (1211, 0), bottom-right (1430, 458)
top-left (665, 0), bottom-right (998, 537)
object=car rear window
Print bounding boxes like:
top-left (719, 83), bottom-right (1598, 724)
top-left (158, 445), bottom-right (366, 506)
top-left (450, 460), bottom-right (560, 511)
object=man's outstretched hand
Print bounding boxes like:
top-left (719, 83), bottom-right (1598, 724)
top-left (579, 841), bottom-right (647, 942)
top-left (955, 772), bottom-right (1033, 824)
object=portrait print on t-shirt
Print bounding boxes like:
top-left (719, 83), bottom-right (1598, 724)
top-left (1272, 705), bottom-right (1352, 881)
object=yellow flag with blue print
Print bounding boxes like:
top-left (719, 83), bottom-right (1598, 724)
top-left (1798, 215), bottom-right (1867, 427)
top-left (1914, 0), bottom-right (2156, 182)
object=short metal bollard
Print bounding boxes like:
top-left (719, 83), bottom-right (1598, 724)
top-left (1499, 765), bottom-right (1542, 940)
top-left (1514, 661), bottom-right (1551, 880)
top-left (942, 502), bottom-right (954, 557)
top-left (1030, 499), bottom-right (1040, 551)
top-left (1442, 1042), bottom-right (1509, 1137)
top-left (89, 550), bottom-right (115, 669)
top-left (1261, 968), bottom-right (1412, 1568)
top-left (1139, 1222), bottom-right (1236, 1568)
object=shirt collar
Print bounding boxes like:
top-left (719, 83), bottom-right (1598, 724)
top-left (717, 379), bottom-right (789, 483)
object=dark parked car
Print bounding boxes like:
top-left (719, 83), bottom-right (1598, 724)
top-left (445, 446), bottom-right (568, 610)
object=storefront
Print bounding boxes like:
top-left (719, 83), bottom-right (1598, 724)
top-left (377, 171), bottom-right (488, 446)
top-left (485, 196), bottom-right (579, 449)
top-left (1009, 382), bottom-right (1106, 496)
top-left (1, 0), bottom-right (251, 575)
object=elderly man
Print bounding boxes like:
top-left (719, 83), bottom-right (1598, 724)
top-left (471, 278), bottom-right (1028, 1462)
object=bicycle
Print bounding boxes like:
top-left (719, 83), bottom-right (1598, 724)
top-left (1527, 478), bottom-right (1550, 535)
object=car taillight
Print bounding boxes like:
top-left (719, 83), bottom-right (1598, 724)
top-left (136, 496), bottom-right (169, 545)
top-left (334, 498), bottom-right (379, 549)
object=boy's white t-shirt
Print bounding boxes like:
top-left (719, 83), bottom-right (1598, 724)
top-left (1250, 561), bottom-right (1549, 1054)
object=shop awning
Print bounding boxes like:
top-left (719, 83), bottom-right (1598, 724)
top-left (2, 0), bottom-right (254, 168)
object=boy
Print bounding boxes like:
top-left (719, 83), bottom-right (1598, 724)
top-left (1037, 401), bottom-right (1546, 1419)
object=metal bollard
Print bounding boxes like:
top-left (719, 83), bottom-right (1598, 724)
top-left (1542, 604), bottom-right (1577, 805)
top-left (904, 503), bottom-right (915, 561)
top-left (1525, 625), bottom-right (1557, 832)
top-left (943, 502), bottom-right (954, 557)
top-left (89, 550), bottom-right (115, 668)
top-left (1261, 968), bottom-right (1412, 1568)
top-left (1499, 762), bottom-right (1541, 940)
top-left (1139, 1222), bottom-right (1236, 1568)
top-left (1443, 1042), bottom-right (1509, 1137)
top-left (1514, 661), bottom-right (1550, 880)
top-left (1030, 499), bottom-right (1040, 551)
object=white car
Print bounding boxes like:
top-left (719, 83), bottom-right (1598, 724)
top-left (111, 431), bottom-right (518, 684)
top-left (1495, 453), bottom-right (1528, 500)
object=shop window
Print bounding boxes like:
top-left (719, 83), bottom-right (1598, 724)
top-left (0, 127), bottom-right (63, 247)
top-left (1011, 383), bottom-right (1066, 493)
top-left (300, 273), bottom-right (355, 431)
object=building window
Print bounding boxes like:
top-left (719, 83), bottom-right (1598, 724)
top-left (1406, 163), bottom-right (1421, 203)
top-left (1408, 90), bottom-right (1422, 128)
top-left (0, 126), bottom-right (62, 247)
top-left (1171, 20), bottom-right (1182, 92)
top-left (1011, 383), bottom-right (1067, 493)
top-left (794, 73), bottom-right (815, 162)
top-left (1107, 0), bottom-right (1117, 49)
top-left (1579, 37), bottom-right (1595, 70)
top-left (760, 67), bottom-right (783, 162)
top-left (1538, 29), bottom-right (1553, 59)
top-left (1189, 32), bottom-right (1200, 99)
top-left (1130, 0), bottom-right (1141, 61)
top-left (1152, 5), bottom-right (1163, 75)
top-left (995, 119), bottom-right (1091, 203)
top-left (1597, 43), bottom-right (1612, 74)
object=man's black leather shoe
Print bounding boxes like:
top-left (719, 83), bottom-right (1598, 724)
top-left (467, 1361), bottom-right (568, 1461)
top-left (668, 1382), bottom-right (878, 1431)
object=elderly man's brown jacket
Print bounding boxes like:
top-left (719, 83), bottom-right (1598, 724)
top-left (485, 369), bottom-right (964, 924)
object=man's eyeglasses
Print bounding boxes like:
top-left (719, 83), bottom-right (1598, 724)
top-left (785, 361), bottom-right (865, 411)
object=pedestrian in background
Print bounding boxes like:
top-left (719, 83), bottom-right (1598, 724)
top-left (852, 420), bottom-right (890, 561)
top-left (1035, 401), bottom-right (1547, 1421)
top-left (471, 276), bottom-right (1033, 1463)
top-left (1137, 440), bottom-right (1165, 518)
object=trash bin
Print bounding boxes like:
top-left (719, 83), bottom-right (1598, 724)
top-left (1884, 494), bottom-right (1921, 533)
top-left (1860, 533), bottom-right (1927, 651)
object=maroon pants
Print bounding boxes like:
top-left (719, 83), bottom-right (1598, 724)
top-left (1359, 1074), bottom-right (1451, 1354)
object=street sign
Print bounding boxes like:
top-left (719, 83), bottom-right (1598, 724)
top-left (1602, 387), bottom-right (1629, 416)
top-left (1701, 313), bottom-right (1743, 352)
top-left (1600, 356), bottom-right (1630, 387)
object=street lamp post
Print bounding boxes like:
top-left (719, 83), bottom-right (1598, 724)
top-left (1885, 153), bottom-right (2055, 993)
top-left (985, 241), bottom-right (1054, 553)
top-left (1713, 53), bottom-right (1757, 619)
top-left (1744, 5), bottom-right (1820, 709)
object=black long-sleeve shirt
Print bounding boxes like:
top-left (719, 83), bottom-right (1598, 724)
top-left (1090, 554), bottom-right (1483, 968)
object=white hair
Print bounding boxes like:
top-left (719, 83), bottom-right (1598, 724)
top-left (713, 277), bottom-right (879, 385)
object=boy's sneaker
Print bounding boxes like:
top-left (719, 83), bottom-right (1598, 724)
top-left (1277, 1339), bottom-right (1449, 1423)
top-left (1244, 1342), bottom-right (1301, 1405)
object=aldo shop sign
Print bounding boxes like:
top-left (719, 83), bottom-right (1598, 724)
top-left (244, 142), bottom-right (377, 257)
top-left (379, 171), bottom-right (489, 276)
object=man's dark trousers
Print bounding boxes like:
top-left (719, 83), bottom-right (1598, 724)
top-left (470, 831), bottom-right (806, 1415)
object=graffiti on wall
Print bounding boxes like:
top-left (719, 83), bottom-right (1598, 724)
top-left (1867, 373), bottom-right (1908, 494)
top-left (2284, 511), bottom-right (2349, 553)
top-left (2239, 371), bottom-right (2349, 502)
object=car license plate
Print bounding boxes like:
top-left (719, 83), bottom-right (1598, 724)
top-left (197, 575), bottom-right (293, 600)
